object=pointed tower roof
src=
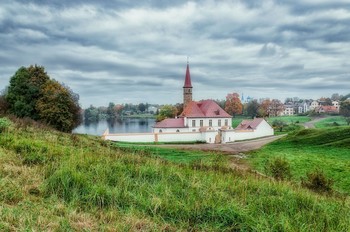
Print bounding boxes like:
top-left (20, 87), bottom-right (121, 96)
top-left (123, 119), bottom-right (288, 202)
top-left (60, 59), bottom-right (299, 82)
top-left (183, 63), bottom-right (192, 88)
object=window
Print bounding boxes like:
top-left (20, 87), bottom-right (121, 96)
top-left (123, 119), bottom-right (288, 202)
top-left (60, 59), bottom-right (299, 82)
top-left (176, 129), bottom-right (180, 132)
top-left (192, 120), bottom-right (196, 127)
top-left (225, 119), bottom-right (228, 126)
top-left (200, 120), bottom-right (203, 127)
top-left (159, 129), bottom-right (162, 133)
top-left (209, 120), bottom-right (212, 127)
top-left (218, 119), bottom-right (221, 126)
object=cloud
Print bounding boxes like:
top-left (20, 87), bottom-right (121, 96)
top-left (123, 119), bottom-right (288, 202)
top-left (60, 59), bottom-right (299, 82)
top-left (0, 0), bottom-right (349, 107)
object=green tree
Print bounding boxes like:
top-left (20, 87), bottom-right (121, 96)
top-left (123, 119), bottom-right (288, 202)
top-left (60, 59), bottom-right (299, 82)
top-left (246, 100), bottom-right (260, 118)
top-left (156, 105), bottom-right (177, 122)
top-left (36, 80), bottom-right (81, 132)
top-left (340, 100), bottom-right (350, 125)
top-left (6, 65), bottom-right (49, 119)
top-left (272, 120), bottom-right (287, 132)
top-left (84, 105), bottom-right (99, 123)
top-left (5, 65), bottom-right (81, 132)
top-left (107, 102), bottom-right (117, 119)
top-left (138, 103), bottom-right (146, 113)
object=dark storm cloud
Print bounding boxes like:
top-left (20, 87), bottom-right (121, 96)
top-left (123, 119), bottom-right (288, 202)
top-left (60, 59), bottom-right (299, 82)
top-left (0, 0), bottom-right (349, 106)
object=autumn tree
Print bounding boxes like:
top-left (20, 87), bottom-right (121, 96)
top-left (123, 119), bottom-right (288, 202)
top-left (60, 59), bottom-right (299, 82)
top-left (258, 99), bottom-right (271, 117)
top-left (269, 99), bottom-right (284, 117)
top-left (36, 79), bottom-right (82, 132)
top-left (156, 105), bottom-right (177, 122)
top-left (224, 93), bottom-right (243, 117)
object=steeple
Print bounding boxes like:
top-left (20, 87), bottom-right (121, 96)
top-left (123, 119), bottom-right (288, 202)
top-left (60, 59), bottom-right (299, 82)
top-left (183, 61), bottom-right (193, 109)
top-left (183, 60), bottom-right (192, 88)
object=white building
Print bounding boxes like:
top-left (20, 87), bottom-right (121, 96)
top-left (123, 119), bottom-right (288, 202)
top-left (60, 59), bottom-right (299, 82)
top-left (309, 101), bottom-right (319, 110)
top-left (103, 62), bottom-right (274, 144)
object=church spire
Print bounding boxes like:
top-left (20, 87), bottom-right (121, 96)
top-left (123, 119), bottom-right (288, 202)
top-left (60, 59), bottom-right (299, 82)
top-left (183, 61), bottom-right (193, 109)
top-left (183, 61), bottom-right (192, 88)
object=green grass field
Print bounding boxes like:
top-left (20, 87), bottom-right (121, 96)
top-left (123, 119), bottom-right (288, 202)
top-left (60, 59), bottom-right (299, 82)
top-left (314, 116), bottom-right (348, 128)
top-left (0, 117), bottom-right (350, 231)
top-left (249, 127), bottom-right (350, 194)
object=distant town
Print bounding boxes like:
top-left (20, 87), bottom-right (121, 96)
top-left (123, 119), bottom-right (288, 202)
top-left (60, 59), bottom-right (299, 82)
top-left (83, 92), bottom-right (349, 123)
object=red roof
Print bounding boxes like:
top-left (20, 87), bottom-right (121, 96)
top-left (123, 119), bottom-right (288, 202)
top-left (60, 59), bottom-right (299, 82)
top-left (153, 118), bottom-right (185, 128)
top-left (181, 100), bottom-right (231, 118)
top-left (235, 118), bottom-right (264, 130)
top-left (317, 106), bottom-right (338, 113)
top-left (183, 63), bottom-right (192, 88)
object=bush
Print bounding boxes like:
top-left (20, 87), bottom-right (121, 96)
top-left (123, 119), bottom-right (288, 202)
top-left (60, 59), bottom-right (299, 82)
top-left (302, 169), bottom-right (333, 194)
top-left (264, 157), bottom-right (292, 181)
top-left (0, 117), bottom-right (11, 133)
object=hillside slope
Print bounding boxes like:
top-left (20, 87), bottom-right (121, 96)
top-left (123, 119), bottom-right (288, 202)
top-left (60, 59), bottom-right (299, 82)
top-left (249, 127), bottom-right (350, 193)
top-left (0, 118), bottom-right (349, 231)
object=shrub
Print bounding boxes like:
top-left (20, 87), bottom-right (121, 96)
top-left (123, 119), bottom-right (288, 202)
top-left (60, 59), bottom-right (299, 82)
top-left (264, 157), bottom-right (292, 181)
top-left (0, 117), bottom-right (12, 133)
top-left (302, 169), bottom-right (333, 194)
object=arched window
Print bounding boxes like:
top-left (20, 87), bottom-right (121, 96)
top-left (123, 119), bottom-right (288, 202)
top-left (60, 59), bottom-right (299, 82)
top-left (176, 129), bottom-right (180, 132)
top-left (159, 129), bottom-right (162, 133)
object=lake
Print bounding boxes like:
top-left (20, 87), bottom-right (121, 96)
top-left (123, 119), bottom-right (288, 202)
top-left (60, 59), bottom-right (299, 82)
top-left (73, 118), bottom-right (156, 136)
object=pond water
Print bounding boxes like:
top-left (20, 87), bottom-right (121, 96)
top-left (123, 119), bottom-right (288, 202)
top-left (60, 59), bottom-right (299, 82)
top-left (73, 118), bottom-right (156, 136)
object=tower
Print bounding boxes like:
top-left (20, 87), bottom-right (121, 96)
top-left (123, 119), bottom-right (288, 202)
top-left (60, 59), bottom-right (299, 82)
top-left (183, 61), bottom-right (193, 109)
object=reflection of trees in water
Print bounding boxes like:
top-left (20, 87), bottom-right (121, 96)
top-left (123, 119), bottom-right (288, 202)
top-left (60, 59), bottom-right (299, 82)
top-left (138, 119), bottom-right (148, 126)
top-left (107, 118), bottom-right (123, 128)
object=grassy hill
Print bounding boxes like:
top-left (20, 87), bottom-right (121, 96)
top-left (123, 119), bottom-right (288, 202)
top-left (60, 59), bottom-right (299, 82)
top-left (249, 127), bottom-right (350, 194)
top-left (0, 117), bottom-right (350, 231)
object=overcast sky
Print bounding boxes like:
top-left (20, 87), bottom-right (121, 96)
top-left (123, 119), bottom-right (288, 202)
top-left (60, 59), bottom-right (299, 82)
top-left (0, 0), bottom-right (349, 108)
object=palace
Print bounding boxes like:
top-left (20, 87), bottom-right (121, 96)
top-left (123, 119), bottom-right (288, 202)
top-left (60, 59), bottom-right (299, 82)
top-left (103, 63), bottom-right (274, 144)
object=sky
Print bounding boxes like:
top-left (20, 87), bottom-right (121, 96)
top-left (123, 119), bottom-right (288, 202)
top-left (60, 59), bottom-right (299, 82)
top-left (0, 0), bottom-right (349, 108)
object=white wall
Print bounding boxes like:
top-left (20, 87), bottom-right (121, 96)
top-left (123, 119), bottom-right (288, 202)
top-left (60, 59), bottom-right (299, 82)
top-left (186, 117), bottom-right (232, 131)
top-left (153, 128), bottom-right (188, 133)
top-left (221, 120), bottom-right (274, 143)
top-left (104, 133), bottom-right (155, 143)
top-left (157, 132), bottom-right (204, 142)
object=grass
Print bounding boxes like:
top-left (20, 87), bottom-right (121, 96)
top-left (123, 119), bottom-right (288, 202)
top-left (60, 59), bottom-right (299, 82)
top-left (314, 116), bottom-right (348, 128)
top-left (266, 115), bottom-right (311, 124)
top-left (0, 117), bottom-right (350, 231)
top-left (249, 127), bottom-right (350, 194)
top-left (115, 143), bottom-right (213, 163)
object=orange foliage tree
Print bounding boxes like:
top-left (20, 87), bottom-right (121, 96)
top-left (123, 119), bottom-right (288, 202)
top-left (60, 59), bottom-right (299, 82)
top-left (224, 93), bottom-right (243, 117)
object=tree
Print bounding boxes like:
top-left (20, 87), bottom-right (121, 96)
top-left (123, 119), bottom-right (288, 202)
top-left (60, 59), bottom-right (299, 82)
top-left (106, 102), bottom-right (117, 119)
top-left (268, 99), bottom-right (284, 117)
top-left (36, 79), bottom-right (82, 132)
top-left (224, 93), bottom-right (243, 117)
top-left (156, 105), bottom-right (177, 122)
top-left (84, 105), bottom-right (99, 123)
top-left (258, 99), bottom-right (271, 117)
top-left (5, 65), bottom-right (81, 132)
top-left (246, 100), bottom-right (260, 118)
top-left (272, 120), bottom-right (287, 132)
top-left (340, 100), bottom-right (350, 125)
top-left (138, 103), bottom-right (146, 113)
top-left (175, 103), bottom-right (183, 116)
top-left (6, 65), bottom-right (50, 119)
top-left (331, 93), bottom-right (340, 101)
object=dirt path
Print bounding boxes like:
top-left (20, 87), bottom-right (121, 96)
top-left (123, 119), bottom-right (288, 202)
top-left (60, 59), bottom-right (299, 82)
top-left (155, 135), bottom-right (286, 154)
top-left (303, 117), bottom-right (326, 129)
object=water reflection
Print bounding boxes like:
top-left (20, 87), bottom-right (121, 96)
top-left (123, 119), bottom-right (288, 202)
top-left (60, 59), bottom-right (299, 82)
top-left (73, 118), bottom-right (156, 136)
